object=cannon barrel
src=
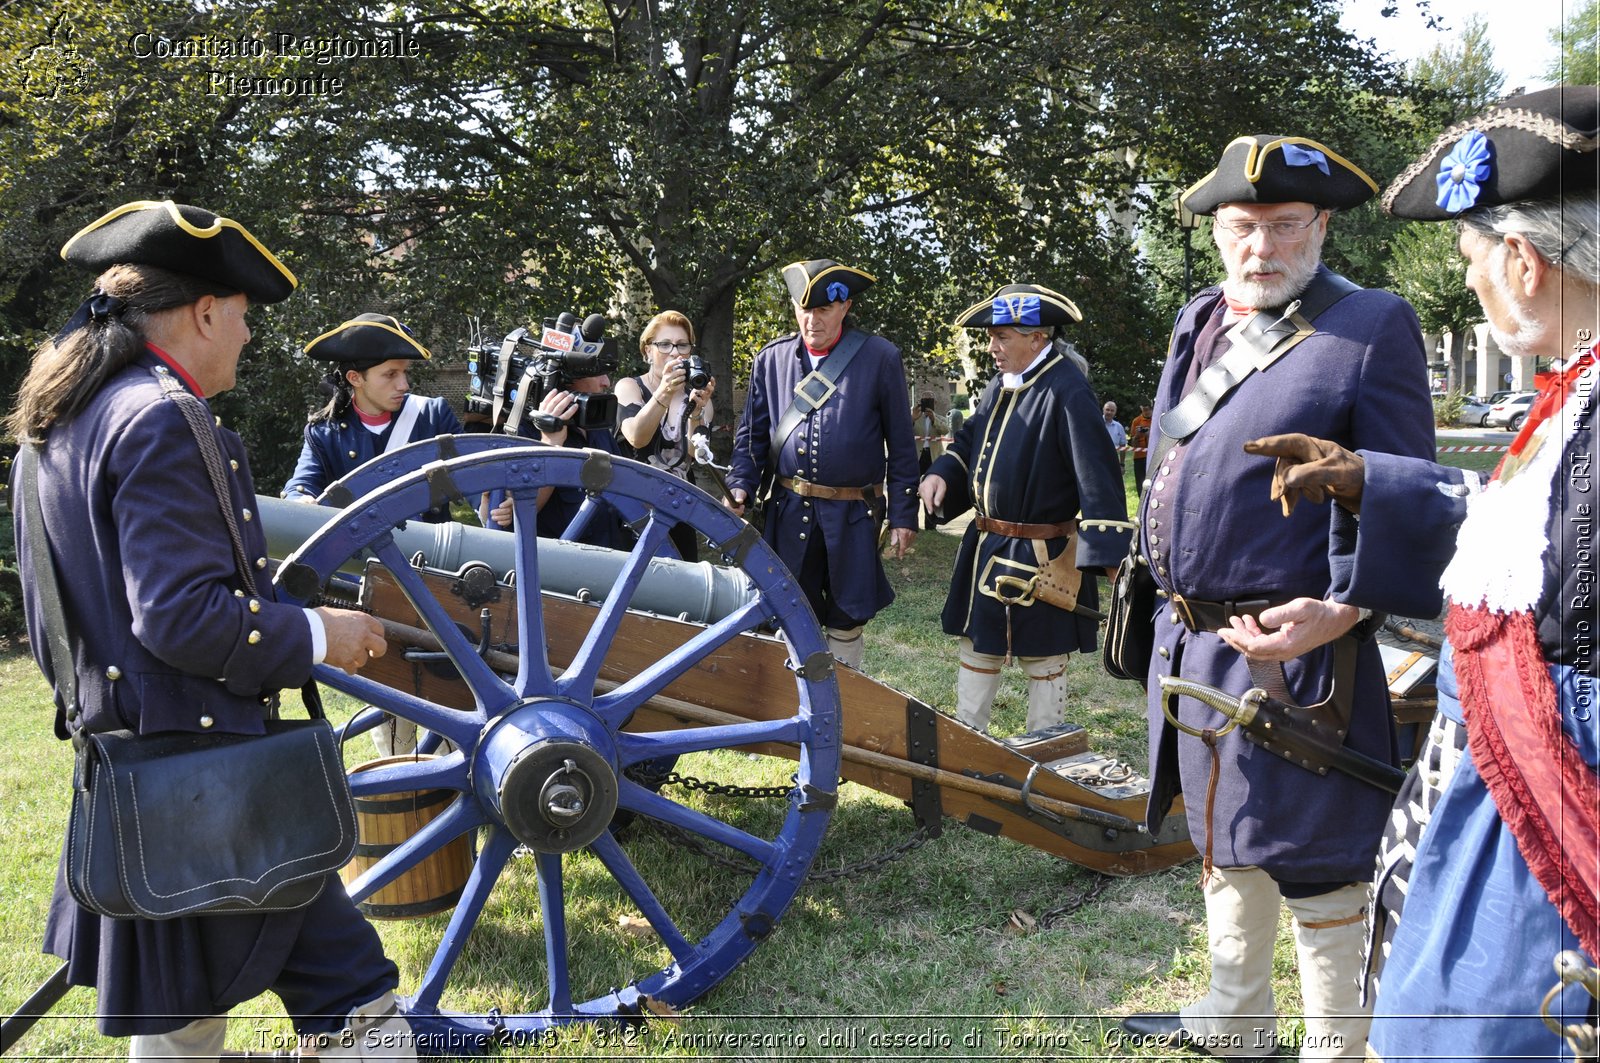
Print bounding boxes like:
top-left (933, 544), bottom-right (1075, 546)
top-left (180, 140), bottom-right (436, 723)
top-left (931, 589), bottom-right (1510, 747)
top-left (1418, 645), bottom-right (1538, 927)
top-left (256, 494), bottom-right (757, 624)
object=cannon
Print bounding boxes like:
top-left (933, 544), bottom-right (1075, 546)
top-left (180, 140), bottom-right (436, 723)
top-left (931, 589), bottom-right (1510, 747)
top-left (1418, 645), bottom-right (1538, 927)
top-left (1, 436), bottom-right (1195, 1054)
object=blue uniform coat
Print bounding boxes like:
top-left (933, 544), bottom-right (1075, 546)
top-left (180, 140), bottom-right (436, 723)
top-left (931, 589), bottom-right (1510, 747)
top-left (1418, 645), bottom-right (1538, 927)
top-left (728, 329), bottom-right (920, 623)
top-left (282, 395), bottom-right (462, 501)
top-left (1140, 273), bottom-right (1435, 882)
top-left (12, 350), bottom-right (395, 1035)
top-left (927, 352), bottom-right (1129, 657)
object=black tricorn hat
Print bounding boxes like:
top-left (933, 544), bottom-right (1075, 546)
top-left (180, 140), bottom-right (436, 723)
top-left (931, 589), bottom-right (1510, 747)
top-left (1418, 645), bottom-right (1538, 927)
top-left (60, 200), bottom-right (297, 304)
top-left (953, 283), bottom-right (1082, 328)
top-left (1383, 85), bottom-right (1600, 221)
top-left (782, 259), bottom-right (876, 308)
top-left (1182, 135), bottom-right (1378, 216)
top-left (304, 313), bottom-right (432, 363)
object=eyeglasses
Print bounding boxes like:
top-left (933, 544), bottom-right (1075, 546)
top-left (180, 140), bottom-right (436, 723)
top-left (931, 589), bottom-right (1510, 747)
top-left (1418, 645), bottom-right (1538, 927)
top-left (1213, 214), bottom-right (1323, 243)
top-left (649, 341), bottom-right (695, 354)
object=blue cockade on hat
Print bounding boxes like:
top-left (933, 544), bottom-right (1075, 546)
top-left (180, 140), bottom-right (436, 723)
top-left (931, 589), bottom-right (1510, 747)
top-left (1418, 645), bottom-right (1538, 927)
top-left (1281, 143), bottom-right (1330, 175)
top-left (1435, 130), bottom-right (1494, 213)
top-left (991, 293), bottom-right (1042, 326)
top-left (825, 281), bottom-right (849, 303)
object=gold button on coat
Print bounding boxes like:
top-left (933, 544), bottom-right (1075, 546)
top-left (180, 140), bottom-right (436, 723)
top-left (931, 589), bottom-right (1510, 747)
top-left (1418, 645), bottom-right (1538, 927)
top-left (248, 630), bottom-right (263, 644)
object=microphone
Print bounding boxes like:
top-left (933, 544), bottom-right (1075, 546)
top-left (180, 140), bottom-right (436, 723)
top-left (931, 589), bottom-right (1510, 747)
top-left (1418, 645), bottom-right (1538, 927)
top-left (580, 314), bottom-right (607, 341)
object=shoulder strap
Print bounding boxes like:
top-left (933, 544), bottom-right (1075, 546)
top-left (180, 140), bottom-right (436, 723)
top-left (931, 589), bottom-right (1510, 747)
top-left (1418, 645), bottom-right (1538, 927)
top-left (155, 367), bottom-right (257, 597)
top-left (1156, 271), bottom-right (1362, 452)
top-left (15, 445), bottom-right (80, 731)
top-left (385, 394), bottom-right (423, 455)
top-left (768, 328), bottom-right (870, 457)
top-left (154, 369), bottom-right (322, 720)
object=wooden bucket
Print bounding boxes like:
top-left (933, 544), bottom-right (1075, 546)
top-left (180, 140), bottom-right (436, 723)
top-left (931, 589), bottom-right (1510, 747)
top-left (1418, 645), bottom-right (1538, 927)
top-left (342, 755), bottom-right (475, 920)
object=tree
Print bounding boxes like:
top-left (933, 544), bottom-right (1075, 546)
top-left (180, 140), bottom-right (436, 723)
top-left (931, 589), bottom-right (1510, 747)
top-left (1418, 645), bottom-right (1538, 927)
top-left (1548, 0), bottom-right (1599, 86)
top-left (1383, 17), bottom-right (1505, 345)
top-left (1, 0), bottom-right (1419, 487)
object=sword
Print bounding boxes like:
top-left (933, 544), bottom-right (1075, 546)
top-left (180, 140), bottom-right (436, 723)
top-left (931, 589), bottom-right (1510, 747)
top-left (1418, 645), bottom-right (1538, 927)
top-left (692, 439), bottom-right (736, 506)
top-left (1158, 675), bottom-right (1405, 794)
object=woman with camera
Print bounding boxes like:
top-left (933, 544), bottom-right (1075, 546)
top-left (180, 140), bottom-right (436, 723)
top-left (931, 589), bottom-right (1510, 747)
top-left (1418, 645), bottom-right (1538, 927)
top-left (616, 310), bottom-right (716, 560)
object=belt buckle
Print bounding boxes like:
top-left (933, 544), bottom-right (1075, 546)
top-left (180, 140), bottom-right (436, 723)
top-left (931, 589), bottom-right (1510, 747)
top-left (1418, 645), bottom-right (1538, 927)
top-left (792, 371), bottom-right (837, 413)
top-left (1169, 592), bottom-right (1199, 631)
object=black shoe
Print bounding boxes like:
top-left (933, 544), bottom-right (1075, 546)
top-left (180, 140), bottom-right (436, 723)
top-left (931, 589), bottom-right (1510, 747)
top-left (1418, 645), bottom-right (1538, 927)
top-left (1120, 1011), bottom-right (1189, 1043)
top-left (1116, 1013), bottom-right (1278, 1061)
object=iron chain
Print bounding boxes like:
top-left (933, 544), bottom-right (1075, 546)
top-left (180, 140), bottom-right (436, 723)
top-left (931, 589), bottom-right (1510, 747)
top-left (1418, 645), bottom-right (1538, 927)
top-left (634, 771), bottom-right (939, 883)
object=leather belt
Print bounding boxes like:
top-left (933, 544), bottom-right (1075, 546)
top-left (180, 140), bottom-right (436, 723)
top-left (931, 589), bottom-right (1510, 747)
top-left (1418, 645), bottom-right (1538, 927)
top-left (974, 516), bottom-right (1075, 539)
top-left (1167, 594), bottom-right (1285, 633)
top-left (776, 477), bottom-right (882, 501)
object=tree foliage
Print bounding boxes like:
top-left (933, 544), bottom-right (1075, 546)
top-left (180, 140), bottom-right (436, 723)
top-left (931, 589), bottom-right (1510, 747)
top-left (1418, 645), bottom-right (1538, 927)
top-left (1548, 0), bottom-right (1600, 87)
top-left (1, 0), bottom-right (1423, 485)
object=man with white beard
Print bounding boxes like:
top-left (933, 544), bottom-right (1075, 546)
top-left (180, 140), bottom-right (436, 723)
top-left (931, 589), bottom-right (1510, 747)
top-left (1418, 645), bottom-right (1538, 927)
top-left (1116, 135), bottom-right (1436, 1061)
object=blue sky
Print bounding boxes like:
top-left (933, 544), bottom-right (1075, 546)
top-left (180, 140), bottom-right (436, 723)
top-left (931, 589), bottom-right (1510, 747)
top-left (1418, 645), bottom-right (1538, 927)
top-left (1338, 0), bottom-right (1568, 93)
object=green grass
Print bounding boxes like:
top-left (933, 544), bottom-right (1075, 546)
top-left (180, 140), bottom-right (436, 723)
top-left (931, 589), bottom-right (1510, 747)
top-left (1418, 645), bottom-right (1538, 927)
top-left (1, 517), bottom-right (1352, 1062)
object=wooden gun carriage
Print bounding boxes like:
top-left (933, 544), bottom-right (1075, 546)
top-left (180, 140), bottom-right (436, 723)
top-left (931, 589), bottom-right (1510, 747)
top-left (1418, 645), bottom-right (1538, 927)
top-left (244, 436), bottom-right (1200, 1044)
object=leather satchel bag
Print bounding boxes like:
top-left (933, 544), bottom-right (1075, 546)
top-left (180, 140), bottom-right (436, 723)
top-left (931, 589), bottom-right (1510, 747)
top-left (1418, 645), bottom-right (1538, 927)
top-left (67, 718), bottom-right (357, 919)
top-left (1102, 543), bottom-right (1159, 685)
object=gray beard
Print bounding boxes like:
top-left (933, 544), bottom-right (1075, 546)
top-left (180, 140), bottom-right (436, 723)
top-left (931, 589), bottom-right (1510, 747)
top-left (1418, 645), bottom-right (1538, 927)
top-left (1223, 254), bottom-right (1319, 310)
top-left (1485, 246), bottom-right (1549, 358)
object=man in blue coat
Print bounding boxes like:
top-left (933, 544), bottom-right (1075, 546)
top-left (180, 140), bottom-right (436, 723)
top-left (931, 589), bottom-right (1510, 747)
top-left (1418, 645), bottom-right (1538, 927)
top-left (1247, 86), bottom-right (1600, 1063)
top-left (1117, 137), bottom-right (1436, 1060)
top-left (7, 201), bottom-right (410, 1058)
top-left (726, 259), bottom-right (920, 669)
top-left (919, 283), bottom-right (1129, 733)
top-left (282, 312), bottom-right (463, 510)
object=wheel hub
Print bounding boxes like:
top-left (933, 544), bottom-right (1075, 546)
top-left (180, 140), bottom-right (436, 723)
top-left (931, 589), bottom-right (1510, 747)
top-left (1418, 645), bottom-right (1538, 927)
top-left (477, 702), bottom-right (619, 852)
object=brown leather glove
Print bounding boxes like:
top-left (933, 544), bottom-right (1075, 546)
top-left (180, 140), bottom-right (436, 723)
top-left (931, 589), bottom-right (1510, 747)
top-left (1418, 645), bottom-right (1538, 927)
top-left (1243, 433), bottom-right (1365, 516)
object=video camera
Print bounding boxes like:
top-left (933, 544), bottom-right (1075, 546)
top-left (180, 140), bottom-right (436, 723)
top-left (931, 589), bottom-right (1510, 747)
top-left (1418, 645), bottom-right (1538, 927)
top-left (465, 312), bottom-right (620, 435)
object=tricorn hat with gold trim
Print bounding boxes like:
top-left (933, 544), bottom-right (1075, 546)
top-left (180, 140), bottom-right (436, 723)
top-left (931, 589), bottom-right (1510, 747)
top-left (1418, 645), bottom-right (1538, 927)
top-left (60, 200), bottom-right (297, 304)
top-left (953, 283), bottom-right (1081, 328)
top-left (782, 259), bottom-right (875, 309)
top-left (1383, 85), bottom-right (1600, 221)
top-left (304, 313), bottom-right (432, 363)
top-left (1182, 135), bottom-right (1378, 216)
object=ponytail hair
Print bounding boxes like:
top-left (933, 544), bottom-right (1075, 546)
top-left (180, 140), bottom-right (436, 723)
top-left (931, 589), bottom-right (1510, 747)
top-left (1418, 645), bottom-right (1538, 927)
top-left (308, 359), bottom-right (384, 423)
top-left (7, 264), bottom-right (233, 442)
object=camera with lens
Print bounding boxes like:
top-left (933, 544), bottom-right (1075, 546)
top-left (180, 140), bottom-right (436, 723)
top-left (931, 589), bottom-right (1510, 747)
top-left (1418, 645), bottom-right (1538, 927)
top-left (679, 354), bottom-right (712, 392)
top-left (465, 312), bottom-right (620, 435)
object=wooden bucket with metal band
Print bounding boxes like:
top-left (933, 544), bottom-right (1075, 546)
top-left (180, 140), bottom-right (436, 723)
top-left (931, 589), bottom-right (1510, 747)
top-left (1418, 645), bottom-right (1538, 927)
top-left (342, 754), bottom-right (474, 920)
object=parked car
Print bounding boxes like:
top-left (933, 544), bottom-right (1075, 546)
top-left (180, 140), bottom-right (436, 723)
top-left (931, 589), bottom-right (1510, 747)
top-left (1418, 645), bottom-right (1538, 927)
top-left (1486, 392), bottom-right (1537, 430)
top-left (1454, 396), bottom-right (1494, 426)
top-left (1481, 389), bottom-right (1520, 406)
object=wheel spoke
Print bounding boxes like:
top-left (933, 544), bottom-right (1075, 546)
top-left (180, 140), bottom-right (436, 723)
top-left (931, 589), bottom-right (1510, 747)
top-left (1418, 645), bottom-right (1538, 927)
top-left (592, 598), bottom-right (767, 724)
top-left (346, 750), bottom-right (469, 798)
top-left (557, 515), bottom-right (672, 701)
top-left (344, 795), bottom-right (488, 901)
top-left (368, 538), bottom-right (515, 712)
top-left (411, 826), bottom-right (518, 1014)
top-left (618, 780), bottom-right (777, 865)
top-left (616, 718), bottom-right (804, 764)
top-left (313, 667), bottom-right (482, 745)
top-left (510, 491), bottom-right (557, 699)
top-left (588, 831), bottom-right (694, 961)
top-left (558, 497), bottom-right (599, 543)
top-left (535, 851), bottom-right (573, 1015)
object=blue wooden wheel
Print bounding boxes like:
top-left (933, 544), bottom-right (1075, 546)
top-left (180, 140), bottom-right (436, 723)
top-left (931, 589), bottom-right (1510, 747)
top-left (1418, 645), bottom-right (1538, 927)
top-left (273, 445), bottom-right (841, 1043)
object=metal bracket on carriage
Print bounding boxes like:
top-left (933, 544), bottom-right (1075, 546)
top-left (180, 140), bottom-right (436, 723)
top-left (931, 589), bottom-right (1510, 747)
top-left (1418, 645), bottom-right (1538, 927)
top-left (448, 560), bottom-right (503, 608)
top-left (960, 767), bottom-right (1145, 837)
top-left (402, 606), bottom-right (497, 672)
